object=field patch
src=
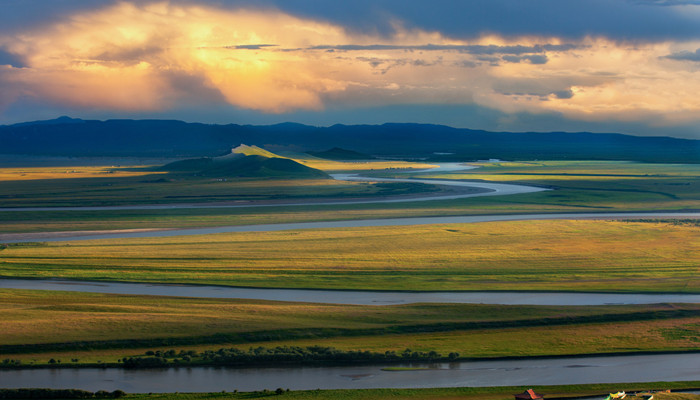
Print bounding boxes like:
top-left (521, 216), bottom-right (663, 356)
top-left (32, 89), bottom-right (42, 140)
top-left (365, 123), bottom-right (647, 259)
top-left (1, 220), bottom-right (698, 292)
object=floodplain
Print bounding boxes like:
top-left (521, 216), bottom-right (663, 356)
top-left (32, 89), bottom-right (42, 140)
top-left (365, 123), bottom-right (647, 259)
top-left (1, 157), bottom-right (700, 394)
top-left (1, 219), bottom-right (698, 292)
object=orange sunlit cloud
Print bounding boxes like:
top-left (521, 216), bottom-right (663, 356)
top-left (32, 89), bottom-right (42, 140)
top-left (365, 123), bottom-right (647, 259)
top-left (1, 1), bottom-right (700, 126)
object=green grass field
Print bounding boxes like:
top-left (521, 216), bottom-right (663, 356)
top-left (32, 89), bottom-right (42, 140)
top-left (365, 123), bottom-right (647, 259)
top-left (1, 160), bottom-right (699, 235)
top-left (4, 383), bottom-right (700, 400)
top-left (6, 384), bottom-right (699, 400)
top-left (2, 159), bottom-right (700, 393)
top-left (2, 220), bottom-right (698, 292)
top-left (1, 289), bottom-right (699, 367)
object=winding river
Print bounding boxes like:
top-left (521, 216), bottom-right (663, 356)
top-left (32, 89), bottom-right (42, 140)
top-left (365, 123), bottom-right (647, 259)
top-left (1, 162), bottom-right (698, 243)
top-left (2, 278), bottom-right (700, 305)
top-left (0, 353), bottom-right (698, 392)
top-left (1, 211), bottom-right (698, 243)
top-left (3, 163), bottom-right (700, 392)
top-left (0, 163), bottom-right (541, 212)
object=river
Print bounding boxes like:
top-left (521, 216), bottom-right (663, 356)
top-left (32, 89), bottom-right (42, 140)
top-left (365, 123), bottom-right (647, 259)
top-left (2, 211), bottom-right (698, 243)
top-left (3, 162), bottom-right (697, 243)
top-left (0, 163), bottom-right (544, 212)
top-left (2, 278), bottom-right (700, 305)
top-left (0, 353), bottom-right (698, 392)
top-left (2, 163), bottom-right (699, 392)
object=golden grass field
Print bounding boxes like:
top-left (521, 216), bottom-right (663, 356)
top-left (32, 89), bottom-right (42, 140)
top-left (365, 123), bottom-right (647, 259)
top-left (2, 219), bottom-right (698, 292)
top-left (1, 289), bottom-right (699, 366)
top-left (2, 159), bottom-right (700, 396)
top-left (2, 159), bottom-right (700, 236)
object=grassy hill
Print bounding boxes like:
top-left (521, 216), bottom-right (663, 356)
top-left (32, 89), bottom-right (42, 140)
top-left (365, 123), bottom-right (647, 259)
top-left (159, 145), bottom-right (328, 179)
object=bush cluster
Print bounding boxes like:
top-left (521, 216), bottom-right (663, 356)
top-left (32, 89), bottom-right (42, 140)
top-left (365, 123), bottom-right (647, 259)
top-left (122, 345), bottom-right (459, 368)
top-left (0, 389), bottom-right (125, 399)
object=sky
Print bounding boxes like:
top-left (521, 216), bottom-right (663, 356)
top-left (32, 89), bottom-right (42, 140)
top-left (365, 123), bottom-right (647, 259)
top-left (2, 0), bottom-right (700, 138)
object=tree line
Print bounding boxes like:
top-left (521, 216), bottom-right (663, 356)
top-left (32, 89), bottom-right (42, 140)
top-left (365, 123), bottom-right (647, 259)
top-left (0, 389), bottom-right (125, 399)
top-left (122, 345), bottom-right (461, 368)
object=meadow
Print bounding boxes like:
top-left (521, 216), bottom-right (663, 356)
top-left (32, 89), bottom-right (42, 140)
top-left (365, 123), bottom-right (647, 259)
top-left (1, 289), bottom-right (699, 367)
top-left (1, 219), bottom-right (698, 292)
top-left (2, 159), bottom-right (699, 235)
top-left (5, 381), bottom-right (700, 400)
top-left (2, 158), bottom-right (700, 393)
top-left (4, 383), bottom-right (700, 400)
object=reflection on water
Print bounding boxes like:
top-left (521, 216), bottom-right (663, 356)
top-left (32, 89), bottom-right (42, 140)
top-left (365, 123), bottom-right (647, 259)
top-left (0, 353), bottom-right (698, 393)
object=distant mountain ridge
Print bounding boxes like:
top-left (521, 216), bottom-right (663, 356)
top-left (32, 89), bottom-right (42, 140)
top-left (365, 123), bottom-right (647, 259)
top-left (1, 118), bottom-right (699, 163)
top-left (308, 147), bottom-right (375, 160)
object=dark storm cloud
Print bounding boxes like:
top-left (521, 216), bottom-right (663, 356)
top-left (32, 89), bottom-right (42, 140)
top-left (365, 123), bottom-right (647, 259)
top-left (0, 0), bottom-right (106, 32)
top-left (632, 0), bottom-right (700, 5)
top-left (235, 0), bottom-right (700, 41)
top-left (5, 1), bottom-right (700, 42)
top-left (502, 55), bottom-right (549, 64)
top-left (0, 48), bottom-right (25, 68)
top-left (551, 90), bottom-right (575, 99)
top-left (665, 48), bottom-right (700, 61)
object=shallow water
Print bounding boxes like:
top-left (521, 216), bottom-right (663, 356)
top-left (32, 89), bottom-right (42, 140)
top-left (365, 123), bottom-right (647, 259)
top-left (2, 278), bottom-right (699, 305)
top-left (0, 353), bottom-right (698, 392)
top-left (2, 211), bottom-right (698, 243)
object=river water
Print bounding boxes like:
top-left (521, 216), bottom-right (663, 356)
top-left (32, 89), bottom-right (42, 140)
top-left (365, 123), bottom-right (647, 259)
top-left (2, 279), bottom-right (700, 305)
top-left (0, 163), bottom-right (542, 212)
top-left (0, 353), bottom-right (698, 392)
top-left (2, 163), bottom-right (699, 392)
top-left (2, 211), bottom-right (699, 243)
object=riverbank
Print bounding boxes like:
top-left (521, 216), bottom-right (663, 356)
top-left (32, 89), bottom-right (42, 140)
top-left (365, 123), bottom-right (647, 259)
top-left (1, 378), bottom-right (700, 399)
top-left (3, 348), bottom-right (700, 371)
top-left (2, 383), bottom-right (700, 400)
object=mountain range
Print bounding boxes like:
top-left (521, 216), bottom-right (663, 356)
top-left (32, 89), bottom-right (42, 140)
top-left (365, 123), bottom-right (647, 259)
top-left (1, 117), bottom-right (699, 163)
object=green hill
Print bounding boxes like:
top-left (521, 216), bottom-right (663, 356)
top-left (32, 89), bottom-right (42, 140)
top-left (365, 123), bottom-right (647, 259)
top-left (159, 145), bottom-right (328, 179)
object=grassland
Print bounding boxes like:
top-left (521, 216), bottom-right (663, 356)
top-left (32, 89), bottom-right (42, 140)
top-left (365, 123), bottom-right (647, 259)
top-left (398, 160), bottom-right (700, 212)
top-left (0, 158), bottom-right (437, 208)
top-left (5, 384), bottom-right (700, 400)
top-left (1, 220), bottom-right (698, 292)
top-left (2, 158), bottom-right (700, 392)
top-left (0, 175), bottom-right (439, 209)
top-left (1, 289), bottom-right (699, 367)
top-left (3, 384), bottom-right (700, 400)
top-left (1, 159), bottom-right (699, 235)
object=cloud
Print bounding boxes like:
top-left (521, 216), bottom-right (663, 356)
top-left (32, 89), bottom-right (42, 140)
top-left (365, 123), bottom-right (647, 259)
top-left (502, 55), bottom-right (549, 64)
top-left (0, 48), bottom-right (26, 68)
top-left (665, 47), bottom-right (700, 61)
top-left (1, 1), bottom-right (700, 132)
top-left (250, 0), bottom-right (700, 42)
top-left (632, 0), bottom-right (700, 6)
top-left (227, 44), bottom-right (278, 50)
top-left (307, 43), bottom-right (580, 55)
top-left (551, 90), bottom-right (574, 100)
top-left (0, 2), bottom-right (355, 113)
